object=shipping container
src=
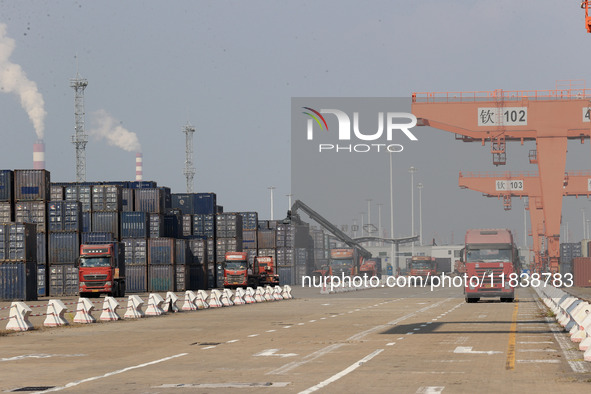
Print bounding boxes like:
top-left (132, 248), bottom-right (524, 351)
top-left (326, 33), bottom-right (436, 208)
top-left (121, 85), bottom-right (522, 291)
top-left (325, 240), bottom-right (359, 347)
top-left (0, 170), bottom-right (14, 202)
top-left (82, 212), bottom-right (91, 233)
top-left (258, 220), bottom-right (269, 230)
top-left (258, 248), bottom-right (276, 261)
top-left (50, 185), bottom-right (64, 201)
top-left (171, 193), bottom-right (201, 215)
top-left (121, 211), bottom-right (149, 238)
top-left (65, 185), bottom-right (92, 212)
top-left (36, 232), bottom-right (47, 265)
top-left (149, 213), bottom-right (164, 238)
top-left (243, 230), bottom-right (258, 250)
top-left (182, 214), bottom-right (192, 237)
top-left (0, 261), bottom-right (37, 301)
top-left (148, 238), bottom-right (175, 265)
top-left (48, 263), bottom-right (78, 296)
top-left (207, 237), bottom-right (216, 264)
top-left (135, 188), bottom-right (165, 213)
top-left (239, 212), bottom-right (258, 231)
top-left (15, 201), bottom-right (47, 233)
top-left (37, 264), bottom-right (46, 297)
top-left (194, 193), bottom-right (217, 214)
top-left (160, 186), bottom-right (171, 210)
top-left (216, 237), bottom-right (242, 263)
top-left (148, 264), bottom-right (174, 292)
top-left (175, 239), bottom-right (189, 265)
top-left (48, 231), bottom-right (80, 263)
top-left (121, 188), bottom-right (134, 212)
top-left (122, 238), bottom-right (148, 265)
top-left (81, 232), bottom-right (114, 244)
top-left (276, 247), bottom-right (294, 267)
top-left (48, 201), bottom-right (82, 232)
top-left (258, 229), bottom-right (276, 249)
top-left (0, 201), bottom-right (12, 223)
top-left (216, 213), bottom-right (243, 238)
top-left (215, 262), bottom-right (224, 288)
top-left (277, 266), bottom-right (294, 286)
top-left (6, 223), bottom-right (37, 261)
top-left (193, 214), bottom-right (216, 238)
top-left (125, 264), bottom-right (148, 293)
top-left (129, 181), bottom-right (157, 189)
top-left (295, 248), bottom-right (308, 266)
top-left (295, 265), bottom-right (307, 285)
top-left (573, 257), bottom-right (591, 287)
top-left (91, 211), bottom-right (119, 240)
top-left (14, 169), bottom-right (50, 201)
top-left (0, 224), bottom-right (7, 260)
top-left (175, 264), bottom-right (201, 291)
top-left (163, 214), bottom-right (179, 238)
top-left (188, 238), bottom-right (208, 265)
top-left (92, 185), bottom-right (123, 212)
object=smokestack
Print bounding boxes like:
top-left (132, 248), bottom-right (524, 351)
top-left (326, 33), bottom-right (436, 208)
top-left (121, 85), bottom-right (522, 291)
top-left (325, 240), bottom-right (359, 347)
top-left (135, 152), bottom-right (143, 181)
top-left (33, 139), bottom-right (45, 169)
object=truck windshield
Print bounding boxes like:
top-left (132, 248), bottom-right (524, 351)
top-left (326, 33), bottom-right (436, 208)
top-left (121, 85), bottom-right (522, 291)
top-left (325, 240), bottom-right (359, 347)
top-left (411, 261), bottom-right (432, 269)
top-left (79, 257), bottom-right (111, 267)
top-left (330, 259), bottom-right (353, 275)
top-left (466, 248), bottom-right (512, 263)
top-left (225, 261), bottom-right (247, 271)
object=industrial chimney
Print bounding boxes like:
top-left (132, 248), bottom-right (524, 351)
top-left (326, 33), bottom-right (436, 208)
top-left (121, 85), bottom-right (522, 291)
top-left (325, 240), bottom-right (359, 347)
top-left (33, 139), bottom-right (45, 169)
top-left (135, 152), bottom-right (143, 181)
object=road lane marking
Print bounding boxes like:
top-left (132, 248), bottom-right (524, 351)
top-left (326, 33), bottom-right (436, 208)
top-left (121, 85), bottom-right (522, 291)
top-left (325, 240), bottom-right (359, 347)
top-left (505, 300), bottom-right (519, 370)
top-left (227, 340), bottom-right (239, 343)
top-left (266, 330), bottom-right (276, 333)
top-left (0, 354), bottom-right (85, 362)
top-left (416, 386), bottom-right (445, 393)
top-left (517, 341), bottom-right (553, 344)
top-left (309, 320), bottom-right (316, 323)
top-left (298, 349), bottom-right (384, 394)
top-left (386, 342), bottom-right (396, 346)
top-left (268, 344), bottom-right (345, 375)
top-left (155, 382), bottom-right (291, 388)
top-left (36, 353), bottom-right (188, 393)
top-left (202, 346), bottom-right (216, 350)
top-left (517, 359), bottom-right (560, 364)
top-left (454, 346), bottom-right (502, 355)
top-left (283, 326), bottom-right (292, 329)
top-left (254, 349), bottom-right (298, 358)
top-left (517, 349), bottom-right (557, 352)
top-left (248, 334), bottom-right (260, 337)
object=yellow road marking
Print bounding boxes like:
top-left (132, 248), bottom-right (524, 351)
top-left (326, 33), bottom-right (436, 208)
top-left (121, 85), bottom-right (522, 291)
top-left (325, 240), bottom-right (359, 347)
top-left (505, 299), bottom-right (519, 370)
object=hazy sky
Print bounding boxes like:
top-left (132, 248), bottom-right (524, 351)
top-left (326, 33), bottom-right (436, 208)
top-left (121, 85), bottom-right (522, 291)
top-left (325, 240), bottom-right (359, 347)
top-left (1, 1), bottom-right (590, 245)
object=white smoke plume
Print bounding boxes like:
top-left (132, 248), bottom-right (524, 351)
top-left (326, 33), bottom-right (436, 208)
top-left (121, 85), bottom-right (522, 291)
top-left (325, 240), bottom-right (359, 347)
top-left (0, 23), bottom-right (46, 139)
top-left (89, 109), bottom-right (142, 152)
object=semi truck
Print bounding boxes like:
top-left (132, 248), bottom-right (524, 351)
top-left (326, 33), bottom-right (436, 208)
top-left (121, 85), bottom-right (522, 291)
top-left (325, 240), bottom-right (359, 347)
top-left (222, 252), bottom-right (279, 288)
top-left (409, 256), bottom-right (437, 284)
top-left (328, 248), bottom-right (359, 277)
top-left (77, 242), bottom-right (125, 298)
top-left (462, 229), bottom-right (519, 303)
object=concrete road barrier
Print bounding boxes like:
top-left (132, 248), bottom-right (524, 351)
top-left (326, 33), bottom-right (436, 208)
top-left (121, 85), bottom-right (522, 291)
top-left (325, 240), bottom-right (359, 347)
top-left (43, 299), bottom-right (68, 327)
top-left (73, 298), bottom-right (96, 324)
top-left (124, 295), bottom-right (145, 319)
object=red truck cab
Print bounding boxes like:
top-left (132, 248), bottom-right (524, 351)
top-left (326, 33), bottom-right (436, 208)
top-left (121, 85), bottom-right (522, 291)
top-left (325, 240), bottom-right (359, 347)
top-left (329, 249), bottom-right (358, 277)
top-left (463, 229), bottom-right (519, 303)
top-left (409, 256), bottom-right (437, 284)
top-left (77, 243), bottom-right (125, 297)
top-left (223, 252), bottom-right (248, 288)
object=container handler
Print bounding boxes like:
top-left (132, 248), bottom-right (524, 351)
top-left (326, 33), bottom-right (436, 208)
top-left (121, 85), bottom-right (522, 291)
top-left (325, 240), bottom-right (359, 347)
top-left (77, 242), bottom-right (125, 297)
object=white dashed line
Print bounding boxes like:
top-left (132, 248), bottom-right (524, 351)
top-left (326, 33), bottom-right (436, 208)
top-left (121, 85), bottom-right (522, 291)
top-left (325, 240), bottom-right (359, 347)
top-left (266, 330), bottom-right (276, 333)
top-left (248, 334), bottom-right (259, 338)
top-left (226, 340), bottom-right (239, 343)
top-left (202, 346), bottom-right (216, 350)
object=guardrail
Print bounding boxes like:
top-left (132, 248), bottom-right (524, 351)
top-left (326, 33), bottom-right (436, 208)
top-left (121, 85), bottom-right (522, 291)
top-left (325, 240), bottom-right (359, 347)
top-left (533, 285), bottom-right (591, 362)
top-left (2, 285), bottom-right (293, 332)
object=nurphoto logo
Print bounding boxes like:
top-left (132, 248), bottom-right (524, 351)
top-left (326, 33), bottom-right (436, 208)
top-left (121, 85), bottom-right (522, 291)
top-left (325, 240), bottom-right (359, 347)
top-left (302, 106), bottom-right (418, 153)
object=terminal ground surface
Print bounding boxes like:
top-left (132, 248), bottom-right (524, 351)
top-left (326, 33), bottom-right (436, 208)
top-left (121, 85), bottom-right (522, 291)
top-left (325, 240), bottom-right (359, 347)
top-left (1, 286), bottom-right (591, 393)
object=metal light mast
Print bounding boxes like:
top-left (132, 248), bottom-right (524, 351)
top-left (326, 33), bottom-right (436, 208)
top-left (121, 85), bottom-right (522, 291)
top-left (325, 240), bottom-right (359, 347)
top-left (70, 72), bottom-right (88, 182)
top-left (183, 122), bottom-right (196, 193)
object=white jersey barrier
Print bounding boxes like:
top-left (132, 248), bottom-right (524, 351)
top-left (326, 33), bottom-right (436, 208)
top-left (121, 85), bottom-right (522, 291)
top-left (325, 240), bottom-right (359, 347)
top-left (100, 297), bottom-right (121, 321)
top-left (533, 284), bottom-right (591, 362)
top-left (233, 288), bottom-right (246, 305)
top-left (74, 298), bottom-right (96, 324)
top-left (44, 299), bottom-right (69, 327)
top-left (244, 287), bottom-right (257, 304)
top-left (163, 292), bottom-right (180, 313)
top-left (6, 302), bottom-right (34, 331)
top-left (182, 291), bottom-right (199, 311)
top-left (3, 287), bottom-right (293, 331)
top-left (124, 295), bottom-right (145, 319)
top-left (145, 293), bottom-right (165, 316)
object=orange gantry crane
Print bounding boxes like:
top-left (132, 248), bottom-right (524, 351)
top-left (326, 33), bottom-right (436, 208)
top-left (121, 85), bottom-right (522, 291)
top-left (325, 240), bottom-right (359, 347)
top-left (412, 89), bottom-right (591, 273)
top-left (583, 1), bottom-right (591, 33)
top-left (458, 171), bottom-right (591, 273)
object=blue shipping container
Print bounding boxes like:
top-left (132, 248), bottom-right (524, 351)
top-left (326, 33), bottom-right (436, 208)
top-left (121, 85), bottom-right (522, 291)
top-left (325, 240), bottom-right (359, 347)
top-left (126, 264), bottom-right (147, 293)
top-left (14, 169), bottom-right (50, 201)
top-left (48, 263), bottom-right (78, 296)
top-left (36, 232), bottom-right (47, 264)
top-left (0, 261), bottom-right (38, 301)
top-left (37, 265), bottom-right (46, 297)
top-left (148, 264), bottom-right (174, 292)
top-left (195, 193), bottom-right (217, 215)
top-left (0, 170), bottom-right (14, 202)
top-left (48, 231), bottom-right (80, 263)
top-left (82, 212), bottom-right (91, 233)
top-left (48, 201), bottom-right (82, 232)
top-left (121, 212), bottom-right (149, 238)
top-left (7, 223), bottom-right (37, 261)
top-left (129, 181), bottom-right (157, 189)
top-left (148, 238), bottom-right (175, 265)
top-left (121, 188), bottom-right (134, 212)
top-left (122, 238), bottom-right (148, 265)
top-left (0, 223), bottom-right (7, 260)
top-left (81, 232), bottom-right (114, 244)
top-left (91, 212), bottom-right (119, 240)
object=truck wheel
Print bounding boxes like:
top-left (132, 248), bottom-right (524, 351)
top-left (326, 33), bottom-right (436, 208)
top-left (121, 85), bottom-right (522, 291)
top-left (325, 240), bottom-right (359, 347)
top-left (119, 282), bottom-right (126, 297)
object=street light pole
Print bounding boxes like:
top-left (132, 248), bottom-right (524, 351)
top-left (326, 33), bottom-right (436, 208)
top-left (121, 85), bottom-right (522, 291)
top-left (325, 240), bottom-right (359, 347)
top-left (417, 183), bottom-right (423, 246)
top-left (409, 166), bottom-right (417, 255)
top-left (268, 186), bottom-right (275, 220)
top-left (286, 194), bottom-right (293, 212)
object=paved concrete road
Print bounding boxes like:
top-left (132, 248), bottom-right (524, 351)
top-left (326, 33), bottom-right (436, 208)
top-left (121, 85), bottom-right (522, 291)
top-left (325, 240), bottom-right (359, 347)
top-left (1, 286), bottom-right (591, 393)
